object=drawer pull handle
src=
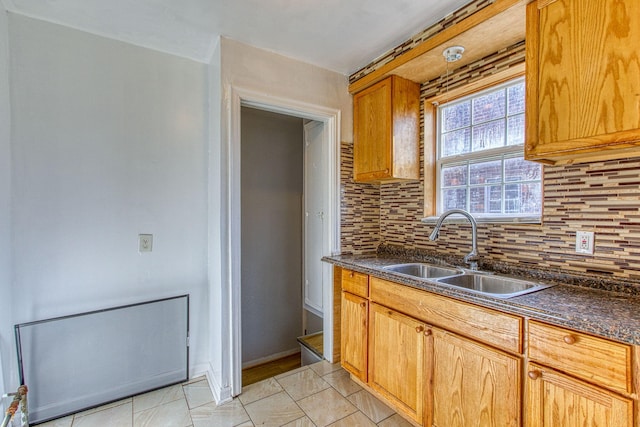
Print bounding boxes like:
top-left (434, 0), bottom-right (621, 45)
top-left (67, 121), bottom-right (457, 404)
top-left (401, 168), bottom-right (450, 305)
top-left (416, 325), bottom-right (425, 333)
top-left (528, 370), bottom-right (542, 380)
top-left (563, 335), bottom-right (577, 345)
top-left (424, 329), bottom-right (433, 336)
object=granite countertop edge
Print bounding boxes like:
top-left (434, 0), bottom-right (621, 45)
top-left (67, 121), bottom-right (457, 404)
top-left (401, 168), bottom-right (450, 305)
top-left (323, 253), bottom-right (640, 347)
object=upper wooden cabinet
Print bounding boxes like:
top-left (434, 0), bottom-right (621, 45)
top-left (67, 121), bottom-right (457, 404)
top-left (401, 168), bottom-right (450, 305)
top-left (353, 75), bottom-right (420, 182)
top-left (525, 0), bottom-right (640, 164)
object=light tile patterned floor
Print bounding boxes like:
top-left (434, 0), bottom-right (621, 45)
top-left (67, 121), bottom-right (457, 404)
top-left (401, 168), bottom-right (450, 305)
top-left (37, 361), bottom-right (414, 427)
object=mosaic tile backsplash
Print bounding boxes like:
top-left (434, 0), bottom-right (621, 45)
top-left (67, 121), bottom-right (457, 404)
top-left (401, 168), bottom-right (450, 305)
top-left (341, 0), bottom-right (640, 284)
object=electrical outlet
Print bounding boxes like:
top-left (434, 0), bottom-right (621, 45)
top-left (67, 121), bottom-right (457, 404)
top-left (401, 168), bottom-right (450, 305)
top-left (575, 231), bottom-right (594, 255)
top-left (139, 234), bottom-right (153, 253)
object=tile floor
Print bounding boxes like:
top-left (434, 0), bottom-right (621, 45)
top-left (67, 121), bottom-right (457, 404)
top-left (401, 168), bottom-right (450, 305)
top-left (37, 361), bottom-right (414, 427)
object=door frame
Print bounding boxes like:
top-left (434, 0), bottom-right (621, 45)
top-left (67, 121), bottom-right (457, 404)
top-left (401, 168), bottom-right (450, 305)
top-left (227, 85), bottom-right (341, 396)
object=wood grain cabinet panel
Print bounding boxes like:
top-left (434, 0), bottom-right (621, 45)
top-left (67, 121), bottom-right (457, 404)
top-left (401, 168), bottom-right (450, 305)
top-left (341, 269), bottom-right (369, 298)
top-left (370, 277), bottom-right (522, 353)
top-left (368, 303), bottom-right (430, 424)
top-left (340, 292), bottom-right (368, 382)
top-left (525, 0), bottom-right (640, 164)
top-left (353, 75), bottom-right (420, 182)
top-left (432, 328), bottom-right (520, 427)
top-left (526, 362), bottom-right (633, 427)
top-left (528, 320), bottom-right (632, 394)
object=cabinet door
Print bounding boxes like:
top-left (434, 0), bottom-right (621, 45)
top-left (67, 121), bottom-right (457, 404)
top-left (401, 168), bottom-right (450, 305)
top-left (340, 292), bottom-right (368, 381)
top-left (526, 0), bottom-right (640, 164)
top-left (526, 363), bottom-right (633, 427)
top-left (432, 329), bottom-right (520, 427)
top-left (353, 78), bottom-right (393, 181)
top-left (368, 303), bottom-right (430, 424)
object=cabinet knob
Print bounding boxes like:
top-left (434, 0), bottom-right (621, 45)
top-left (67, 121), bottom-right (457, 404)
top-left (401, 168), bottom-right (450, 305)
top-left (528, 370), bottom-right (542, 380)
top-left (563, 335), bottom-right (577, 345)
top-left (415, 325), bottom-right (425, 333)
top-left (360, 302), bottom-right (366, 308)
top-left (349, 272), bottom-right (355, 278)
top-left (424, 329), bottom-right (433, 336)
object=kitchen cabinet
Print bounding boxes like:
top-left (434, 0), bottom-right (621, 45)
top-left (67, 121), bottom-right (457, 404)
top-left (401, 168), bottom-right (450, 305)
top-left (341, 272), bottom-right (522, 426)
top-left (340, 269), bottom-right (369, 382)
top-left (353, 75), bottom-right (420, 182)
top-left (526, 320), bottom-right (634, 426)
top-left (368, 303), bottom-right (430, 424)
top-left (337, 267), bottom-right (639, 427)
top-left (526, 363), bottom-right (633, 426)
top-left (432, 328), bottom-right (520, 427)
top-left (525, 0), bottom-right (640, 164)
top-left (340, 292), bottom-right (368, 381)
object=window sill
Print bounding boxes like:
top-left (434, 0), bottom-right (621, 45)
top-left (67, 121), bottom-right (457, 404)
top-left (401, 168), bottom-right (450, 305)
top-left (421, 215), bottom-right (541, 225)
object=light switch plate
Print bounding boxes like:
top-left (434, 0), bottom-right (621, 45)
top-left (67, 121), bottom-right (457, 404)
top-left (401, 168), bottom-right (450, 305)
top-left (139, 234), bottom-right (153, 253)
top-left (575, 231), bottom-right (594, 254)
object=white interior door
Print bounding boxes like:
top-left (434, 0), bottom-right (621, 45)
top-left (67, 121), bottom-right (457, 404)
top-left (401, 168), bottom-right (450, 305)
top-left (303, 121), bottom-right (325, 316)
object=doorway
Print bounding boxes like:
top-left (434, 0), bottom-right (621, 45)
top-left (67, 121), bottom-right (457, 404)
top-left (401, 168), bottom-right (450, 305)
top-left (239, 107), bottom-right (329, 383)
top-left (240, 107), bottom-right (305, 372)
top-left (228, 86), bottom-right (340, 397)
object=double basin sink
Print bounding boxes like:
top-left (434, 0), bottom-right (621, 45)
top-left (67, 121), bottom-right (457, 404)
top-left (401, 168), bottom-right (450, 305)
top-left (383, 263), bottom-right (553, 299)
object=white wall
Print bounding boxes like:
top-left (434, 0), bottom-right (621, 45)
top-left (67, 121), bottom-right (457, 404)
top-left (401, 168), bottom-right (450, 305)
top-left (206, 37), bottom-right (225, 400)
top-left (221, 38), bottom-right (352, 142)
top-left (8, 14), bottom-right (210, 386)
top-left (207, 37), bottom-right (351, 400)
top-left (0, 8), bottom-right (12, 396)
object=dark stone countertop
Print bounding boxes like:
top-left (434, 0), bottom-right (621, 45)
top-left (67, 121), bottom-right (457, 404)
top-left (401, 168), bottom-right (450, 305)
top-left (323, 253), bottom-right (640, 346)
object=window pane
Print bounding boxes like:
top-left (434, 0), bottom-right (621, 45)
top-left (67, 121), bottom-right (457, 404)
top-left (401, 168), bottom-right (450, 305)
top-left (507, 82), bottom-right (525, 115)
top-left (470, 185), bottom-right (502, 214)
top-left (505, 183), bottom-right (542, 214)
top-left (442, 128), bottom-right (471, 157)
top-left (442, 101), bottom-right (471, 132)
top-left (443, 188), bottom-right (467, 211)
top-left (506, 114), bottom-right (524, 146)
top-left (470, 160), bottom-right (502, 185)
top-left (505, 157), bottom-right (542, 182)
top-left (442, 164), bottom-right (468, 187)
top-left (472, 120), bottom-right (505, 151)
top-left (472, 90), bottom-right (506, 124)
top-left (436, 78), bottom-right (540, 219)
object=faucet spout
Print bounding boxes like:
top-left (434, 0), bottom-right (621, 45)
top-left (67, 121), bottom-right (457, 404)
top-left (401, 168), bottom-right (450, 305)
top-left (429, 209), bottom-right (479, 271)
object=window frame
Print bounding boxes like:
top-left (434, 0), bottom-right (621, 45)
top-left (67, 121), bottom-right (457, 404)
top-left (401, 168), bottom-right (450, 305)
top-left (422, 69), bottom-right (542, 224)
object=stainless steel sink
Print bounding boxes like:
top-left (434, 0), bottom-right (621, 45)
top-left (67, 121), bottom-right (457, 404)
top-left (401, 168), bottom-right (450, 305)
top-left (383, 263), bottom-right (462, 279)
top-left (436, 273), bottom-right (554, 298)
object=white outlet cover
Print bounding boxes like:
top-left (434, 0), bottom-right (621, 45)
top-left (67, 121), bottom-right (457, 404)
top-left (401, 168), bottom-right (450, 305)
top-left (575, 231), bottom-right (594, 255)
top-left (139, 234), bottom-right (153, 253)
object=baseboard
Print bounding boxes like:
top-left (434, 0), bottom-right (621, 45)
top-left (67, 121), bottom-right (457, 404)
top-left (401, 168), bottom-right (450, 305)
top-left (204, 362), bottom-right (232, 405)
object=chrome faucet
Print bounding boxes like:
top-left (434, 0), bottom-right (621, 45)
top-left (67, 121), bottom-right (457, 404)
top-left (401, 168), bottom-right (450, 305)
top-left (429, 209), bottom-right (479, 271)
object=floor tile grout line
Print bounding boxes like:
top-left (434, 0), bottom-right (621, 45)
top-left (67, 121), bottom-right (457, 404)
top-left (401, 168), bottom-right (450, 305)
top-left (181, 381), bottom-right (196, 427)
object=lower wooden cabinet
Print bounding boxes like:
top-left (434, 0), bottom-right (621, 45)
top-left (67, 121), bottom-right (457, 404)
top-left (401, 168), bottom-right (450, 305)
top-left (432, 328), bottom-right (520, 427)
top-left (338, 269), bottom-right (638, 427)
top-left (525, 363), bottom-right (633, 427)
top-left (368, 303), bottom-right (430, 424)
top-left (340, 291), bottom-right (368, 382)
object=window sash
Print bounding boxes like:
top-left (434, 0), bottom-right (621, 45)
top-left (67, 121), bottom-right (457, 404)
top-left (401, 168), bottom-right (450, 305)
top-left (434, 78), bottom-right (540, 219)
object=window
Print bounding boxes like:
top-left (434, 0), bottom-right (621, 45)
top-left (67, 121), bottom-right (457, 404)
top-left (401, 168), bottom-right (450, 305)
top-left (435, 78), bottom-right (542, 221)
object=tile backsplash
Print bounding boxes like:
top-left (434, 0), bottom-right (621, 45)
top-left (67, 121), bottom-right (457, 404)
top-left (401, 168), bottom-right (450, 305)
top-left (341, 149), bottom-right (640, 282)
top-left (342, 0), bottom-right (640, 283)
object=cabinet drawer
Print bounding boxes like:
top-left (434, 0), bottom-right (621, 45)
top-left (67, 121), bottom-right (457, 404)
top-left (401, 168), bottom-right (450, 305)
top-left (528, 320), bottom-right (632, 394)
top-left (370, 277), bottom-right (522, 353)
top-left (342, 269), bottom-right (369, 297)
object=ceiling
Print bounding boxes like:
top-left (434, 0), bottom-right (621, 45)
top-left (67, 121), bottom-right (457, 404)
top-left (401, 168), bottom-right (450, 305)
top-left (2, 0), bottom-right (474, 75)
